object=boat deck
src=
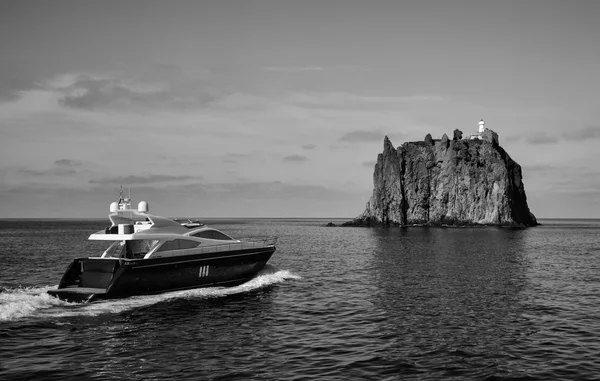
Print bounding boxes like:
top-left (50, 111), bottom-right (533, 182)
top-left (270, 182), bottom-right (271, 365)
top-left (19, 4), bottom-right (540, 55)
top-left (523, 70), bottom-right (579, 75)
top-left (51, 287), bottom-right (107, 295)
top-left (47, 286), bottom-right (108, 303)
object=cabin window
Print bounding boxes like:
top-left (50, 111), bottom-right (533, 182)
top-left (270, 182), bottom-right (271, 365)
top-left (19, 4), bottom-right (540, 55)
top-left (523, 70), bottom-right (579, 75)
top-left (103, 241), bottom-right (125, 258)
top-left (126, 240), bottom-right (160, 259)
top-left (191, 230), bottom-right (234, 240)
top-left (156, 239), bottom-right (200, 252)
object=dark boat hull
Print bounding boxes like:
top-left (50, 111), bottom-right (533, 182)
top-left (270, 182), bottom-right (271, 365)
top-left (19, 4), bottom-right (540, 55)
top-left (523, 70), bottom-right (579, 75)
top-left (48, 247), bottom-right (275, 303)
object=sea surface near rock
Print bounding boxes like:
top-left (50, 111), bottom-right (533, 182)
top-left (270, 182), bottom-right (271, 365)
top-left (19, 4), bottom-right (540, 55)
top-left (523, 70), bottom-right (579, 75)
top-left (348, 131), bottom-right (537, 227)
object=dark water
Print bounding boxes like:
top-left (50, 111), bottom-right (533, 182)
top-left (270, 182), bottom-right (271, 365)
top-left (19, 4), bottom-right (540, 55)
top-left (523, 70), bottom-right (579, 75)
top-left (1, 218), bottom-right (600, 380)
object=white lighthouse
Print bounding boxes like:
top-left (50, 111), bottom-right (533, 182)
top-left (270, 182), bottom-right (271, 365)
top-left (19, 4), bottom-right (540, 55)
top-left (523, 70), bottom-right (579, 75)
top-left (469, 119), bottom-right (487, 139)
top-left (478, 119), bottom-right (485, 134)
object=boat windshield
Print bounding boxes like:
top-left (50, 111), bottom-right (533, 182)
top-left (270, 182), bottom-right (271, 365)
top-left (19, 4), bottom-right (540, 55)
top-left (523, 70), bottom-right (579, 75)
top-left (102, 239), bottom-right (160, 259)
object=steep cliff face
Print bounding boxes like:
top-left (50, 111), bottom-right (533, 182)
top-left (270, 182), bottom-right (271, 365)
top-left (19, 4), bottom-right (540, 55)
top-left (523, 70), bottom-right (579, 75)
top-left (352, 131), bottom-right (537, 226)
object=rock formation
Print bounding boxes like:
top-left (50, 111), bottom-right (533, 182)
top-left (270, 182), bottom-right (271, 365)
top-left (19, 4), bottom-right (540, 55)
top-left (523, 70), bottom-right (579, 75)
top-left (347, 130), bottom-right (538, 227)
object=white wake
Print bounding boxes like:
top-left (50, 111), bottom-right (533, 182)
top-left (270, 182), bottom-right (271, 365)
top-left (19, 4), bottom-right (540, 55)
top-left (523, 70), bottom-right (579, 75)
top-left (0, 266), bottom-right (300, 322)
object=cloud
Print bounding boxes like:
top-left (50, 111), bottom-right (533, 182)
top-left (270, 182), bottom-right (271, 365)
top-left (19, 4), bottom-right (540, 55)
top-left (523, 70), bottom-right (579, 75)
top-left (521, 126), bottom-right (600, 146)
top-left (57, 73), bottom-right (222, 110)
top-left (18, 168), bottom-right (77, 176)
top-left (0, 60), bottom-right (57, 102)
top-left (220, 152), bottom-right (264, 164)
top-left (210, 93), bottom-right (270, 110)
top-left (55, 159), bottom-right (82, 167)
top-left (15, 160), bottom-right (85, 177)
top-left (283, 155), bottom-right (308, 162)
top-left (263, 65), bottom-right (369, 73)
top-left (340, 129), bottom-right (385, 143)
top-left (523, 164), bottom-right (557, 173)
top-left (264, 66), bottom-right (324, 72)
top-left (288, 92), bottom-right (444, 110)
top-left (89, 174), bottom-right (197, 185)
top-left (362, 161), bottom-right (377, 167)
top-left (563, 126), bottom-right (600, 141)
top-left (302, 144), bottom-right (317, 150)
top-left (228, 153), bottom-right (255, 158)
top-left (169, 181), bottom-right (359, 203)
top-left (504, 135), bottom-right (522, 143)
top-left (0, 76), bottom-right (25, 102)
top-left (546, 179), bottom-right (600, 195)
top-left (524, 133), bottom-right (559, 145)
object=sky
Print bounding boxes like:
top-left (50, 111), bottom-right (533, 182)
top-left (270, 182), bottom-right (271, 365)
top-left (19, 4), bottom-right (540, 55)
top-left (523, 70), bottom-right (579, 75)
top-left (1, 0), bottom-right (599, 218)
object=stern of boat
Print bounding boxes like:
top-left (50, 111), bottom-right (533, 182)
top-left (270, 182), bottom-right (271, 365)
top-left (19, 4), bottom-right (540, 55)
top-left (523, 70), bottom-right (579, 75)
top-left (48, 258), bottom-right (121, 303)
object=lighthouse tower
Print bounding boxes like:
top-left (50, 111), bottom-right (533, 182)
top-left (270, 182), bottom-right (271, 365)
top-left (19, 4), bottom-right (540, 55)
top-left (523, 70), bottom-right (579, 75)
top-left (468, 119), bottom-right (487, 139)
top-left (478, 119), bottom-right (486, 134)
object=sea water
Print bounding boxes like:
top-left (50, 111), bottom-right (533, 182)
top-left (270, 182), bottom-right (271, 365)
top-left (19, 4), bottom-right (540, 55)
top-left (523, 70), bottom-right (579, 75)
top-left (1, 218), bottom-right (600, 380)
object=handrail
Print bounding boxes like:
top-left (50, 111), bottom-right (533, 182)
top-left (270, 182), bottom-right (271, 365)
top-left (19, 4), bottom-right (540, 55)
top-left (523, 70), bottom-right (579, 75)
top-left (237, 236), bottom-right (278, 246)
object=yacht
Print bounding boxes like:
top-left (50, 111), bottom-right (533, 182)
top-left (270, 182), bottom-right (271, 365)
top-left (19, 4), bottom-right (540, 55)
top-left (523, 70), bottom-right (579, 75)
top-left (48, 194), bottom-right (277, 303)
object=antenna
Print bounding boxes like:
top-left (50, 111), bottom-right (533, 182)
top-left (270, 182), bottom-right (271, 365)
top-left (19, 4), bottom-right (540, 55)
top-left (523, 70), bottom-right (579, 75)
top-left (117, 185), bottom-right (133, 212)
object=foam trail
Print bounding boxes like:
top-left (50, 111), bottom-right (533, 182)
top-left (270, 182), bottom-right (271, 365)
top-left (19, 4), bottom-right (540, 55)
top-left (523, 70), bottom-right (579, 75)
top-left (165, 265), bottom-right (301, 300)
top-left (0, 266), bottom-right (300, 322)
top-left (0, 286), bottom-right (67, 322)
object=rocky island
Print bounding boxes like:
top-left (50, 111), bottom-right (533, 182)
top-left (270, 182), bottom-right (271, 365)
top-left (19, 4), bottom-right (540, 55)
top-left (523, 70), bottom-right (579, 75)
top-left (345, 120), bottom-right (538, 227)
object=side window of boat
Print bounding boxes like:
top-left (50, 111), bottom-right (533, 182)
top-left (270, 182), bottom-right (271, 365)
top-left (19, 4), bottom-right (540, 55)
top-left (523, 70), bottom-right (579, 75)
top-left (103, 241), bottom-right (125, 257)
top-left (178, 239), bottom-right (199, 249)
top-left (156, 239), bottom-right (200, 252)
top-left (126, 239), bottom-right (160, 258)
top-left (191, 230), bottom-right (233, 240)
